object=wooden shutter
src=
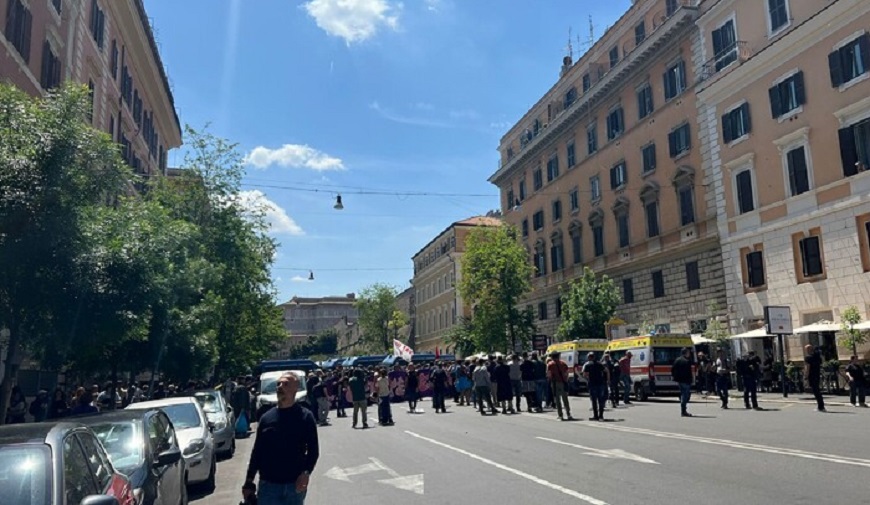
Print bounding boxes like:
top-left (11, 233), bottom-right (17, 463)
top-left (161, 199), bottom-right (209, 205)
top-left (668, 130), bottom-right (678, 157)
top-left (737, 171), bottom-right (754, 213)
top-left (838, 126), bottom-right (859, 176)
top-left (860, 34), bottom-right (870, 74)
top-left (712, 27), bottom-right (723, 58)
top-left (21, 7), bottom-right (31, 63)
top-left (742, 102), bottom-right (752, 134)
top-left (768, 84), bottom-right (782, 118)
top-left (794, 71), bottom-right (806, 106)
top-left (828, 50), bottom-right (844, 88)
top-left (722, 111), bottom-right (733, 144)
top-left (747, 251), bottom-right (765, 287)
top-left (788, 147), bottom-right (809, 195)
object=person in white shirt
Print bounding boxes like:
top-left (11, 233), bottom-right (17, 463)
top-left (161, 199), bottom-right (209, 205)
top-left (376, 369), bottom-right (394, 425)
top-left (714, 349), bottom-right (731, 409)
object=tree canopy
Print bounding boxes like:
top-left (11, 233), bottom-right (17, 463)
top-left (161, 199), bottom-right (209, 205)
top-left (557, 266), bottom-right (620, 340)
top-left (355, 283), bottom-right (401, 353)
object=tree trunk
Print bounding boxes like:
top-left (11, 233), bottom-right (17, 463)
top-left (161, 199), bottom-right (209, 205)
top-left (0, 322), bottom-right (21, 426)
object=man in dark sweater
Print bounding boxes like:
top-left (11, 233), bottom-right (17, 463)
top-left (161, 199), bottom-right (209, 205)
top-left (804, 345), bottom-right (826, 412)
top-left (245, 372), bottom-right (319, 505)
top-left (672, 347), bottom-right (695, 417)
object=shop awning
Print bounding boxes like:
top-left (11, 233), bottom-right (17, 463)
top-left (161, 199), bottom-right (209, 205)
top-left (728, 328), bottom-right (772, 340)
top-left (691, 334), bottom-right (716, 344)
top-left (853, 321), bottom-right (870, 330)
top-left (793, 321), bottom-right (841, 333)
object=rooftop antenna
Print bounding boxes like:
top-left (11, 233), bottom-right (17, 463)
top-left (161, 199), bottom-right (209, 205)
top-left (588, 14), bottom-right (595, 47)
top-left (566, 26), bottom-right (574, 59)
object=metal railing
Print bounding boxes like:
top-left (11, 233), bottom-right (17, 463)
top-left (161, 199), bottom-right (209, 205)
top-left (701, 41), bottom-right (751, 81)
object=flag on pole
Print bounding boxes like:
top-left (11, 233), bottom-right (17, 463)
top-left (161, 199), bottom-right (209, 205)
top-left (435, 346), bottom-right (440, 359)
top-left (393, 339), bottom-right (414, 361)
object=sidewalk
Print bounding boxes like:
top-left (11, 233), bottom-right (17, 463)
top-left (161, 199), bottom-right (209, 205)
top-left (752, 391), bottom-right (853, 407)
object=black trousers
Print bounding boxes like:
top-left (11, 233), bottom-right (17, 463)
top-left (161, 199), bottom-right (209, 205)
top-left (809, 379), bottom-right (825, 410)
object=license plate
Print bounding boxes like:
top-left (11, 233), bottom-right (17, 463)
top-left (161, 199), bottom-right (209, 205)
top-left (656, 375), bottom-right (672, 382)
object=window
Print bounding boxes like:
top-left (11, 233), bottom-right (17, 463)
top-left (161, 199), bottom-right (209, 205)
top-left (567, 142), bottom-right (576, 168)
top-left (623, 278), bottom-right (634, 304)
top-left (110, 40), bottom-right (119, 79)
top-left (609, 46), bottom-right (619, 69)
top-left (518, 179), bottom-right (527, 200)
top-left (722, 103), bottom-right (752, 144)
top-left (555, 298), bottom-right (563, 318)
top-left (90, 0), bottom-right (106, 50)
top-left (858, 215), bottom-right (870, 272)
top-left (829, 34), bottom-right (870, 87)
top-left (635, 21), bottom-right (646, 45)
top-left (552, 200), bottom-right (562, 222)
top-left (668, 123), bottom-right (691, 157)
top-left (538, 302), bottom-right (548, 320)
top-left (522, 219), bottom-right (529, 238)
top-left (582, 73), bottom-right (591, 92)
top-left (744, 251), bottom-right (766, 288)
top-left (678, 186), bottom-right (695, 226)
top-left (606, 107), bottom-right (625, 140)
top-left (652, 270), bottom-right (665, 298)
top-left (768, 0), bottom-right (789, 32)
top-left (547, 155), bottom-right (560, 182)
top-left (735, 169), bottom-right (755, 214)
top-left (664, 60), bottom-right (687, 100)
top-left (4, 0), bottom-right (32, 63)
top-left (507, 188), bottom-right (515, 209)
top-left (642, 144), bottom-right (656, 173)
top-left (637, 84), bottom-right (654, 119)
top-left (533, 210), bottom-right (545, 231)
top-left (564, 87), bottom-right (578, 109)
top-left (77, 433), bottom-right (114, 490)
top-left (610, 162), bottom-right (627, 189)
top-left (587, 123), bottom-right (598, 154)
top-left (786, 145), bottom-right (810, 196)
top-left (64, 436), bottom-right (99, 504)
top-left (570, 226), bottom-right (582, 264)
top-left (590, 176), bottom-right (601, 201)
top-left (712, 20), bottom-right (737, 71)
top-left (616, 212), bottom-right (630, 248)
top-left (769, 71), bottom-right (805, 119)
top-left (592, 224), bottom-right (604, 257)
top-left (685, 261), bottom-right (700, 291)
top-left (798, 235), bottom-right (824, 277)
top-left (40, 42), bottom-right (62, 90)
top-left (666, 0), bottom-right (678, 16)
top-left (87, 80), bottom-right (95, 123)
top-left (645, 200), bottom-right (660, 238)
top-left (838, 117), bottom-right (870, 176)
top-left (550, 235), bottom-right (564, 271)
top-left (52, 0), bottom-right (62, 14)
top-left (533, 168), bottom-right (543, 190)
top-left (569, 188), bottom-right (579, 212)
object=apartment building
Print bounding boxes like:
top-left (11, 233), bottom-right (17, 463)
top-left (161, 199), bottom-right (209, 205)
top-left (279, 294), bottom-right (358, 339)
top-left (696, 0), bottom-right (870, 361)
top-left (1, 0), bottom-right (182, 177)
top-left (412, 216), bottom-right (502, 352)
top-left (395, 286), bottom-right (416, 346)
top-left (489, 0), bottom-right (727, 341)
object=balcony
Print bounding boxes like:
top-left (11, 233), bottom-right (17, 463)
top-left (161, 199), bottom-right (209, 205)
top-left (492, 0), bottom-right (699, 182)
top-left (700, 41), bottom-right (752, 82)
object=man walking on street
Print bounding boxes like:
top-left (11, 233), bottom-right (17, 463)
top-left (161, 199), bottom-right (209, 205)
top-left (376, 368), bottom-right (394, 425)
top-left (737, 351), bottom-right (761, 410)
top-left (473, 358), bottom-right (497, 415)
top-left (532, 353), bottom-right (549, 410)
top-left (547, 352), bottom-right (573, 421)
top-left (618, 352), bottom-right (633, 404)
top-left (845, 355), bottom-right (868, 407)
top-left (245, 372), bottom-right (319, 505)
top-left (349, 369), bottom-right (369, 428)
top-left (431, 362), bottom-right (449, 413)
top-left (673, 347), bottom-right (694, 417)
top-left (520, 352), bottom-right (541, 412)
top-left (714, 349), bottom-right (731, 409)
top-left (582, 352), bottom-right (609, 421)
top-left (804, 345), bottom-right (826, 412)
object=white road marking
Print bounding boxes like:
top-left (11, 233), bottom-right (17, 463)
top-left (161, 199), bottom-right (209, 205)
top-left (529, 415), bottom-right (870, 469)
top-left (537, 437), bottom-right (659, 464)
top-left (323, 461), bottom-right (382, 482)
top-left (405, 431), bottom-right (609, 505)
top-left (324, 458), bottom-right (425, 494)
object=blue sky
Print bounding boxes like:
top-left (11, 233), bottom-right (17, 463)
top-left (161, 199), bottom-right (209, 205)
top-left (147, 0), bottom-right (631, 302)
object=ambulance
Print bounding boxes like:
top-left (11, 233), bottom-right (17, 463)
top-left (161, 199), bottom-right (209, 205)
top-left (546, 339), bottom-right (609, 395)
top-left (605, 334), bottom-right (695, 401)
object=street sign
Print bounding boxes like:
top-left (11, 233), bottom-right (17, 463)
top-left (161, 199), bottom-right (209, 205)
top-left (764, 306), bottom-right (792, 335)
top-left (532, 334), bottom-right (548, 352)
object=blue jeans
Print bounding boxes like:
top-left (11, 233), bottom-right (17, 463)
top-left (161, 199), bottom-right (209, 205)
top-left (678, 383), bottom-right (692, 414)
top-left (621, 375), bottom-right (632, 402)
top-left (259, 480), bottom-right (307, 505)
top-left (378, 396), bottom-right (392, 423)
top-left (588, 384), bottom-right (607, 418)
top-left (535, 379), bottom-right (549, 406)
top-left (716, 375), bottom-right (729, 407)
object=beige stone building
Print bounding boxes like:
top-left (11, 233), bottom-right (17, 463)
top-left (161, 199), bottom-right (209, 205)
top-left (490, 0), bottom-right (727, 341)
top-left (395, 286), bottom-right (416, 346)
top-left (1, 0), bottom-right (182, 176)
top-left (696, 0), bottom-right (870, 361)
top-left (412, 216), bottom-right (502, 353)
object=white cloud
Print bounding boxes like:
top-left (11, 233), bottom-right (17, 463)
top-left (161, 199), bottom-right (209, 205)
top-left (238, 190), bottom-right (305, 236)
top-left (245, 144), bottom-right (345, 171)
top-left (291, 275), bottom-right (313, 283)
top-left (303, 0), bottom-right (400, 45)
top-left (424, 0), bottom-right (441, 12)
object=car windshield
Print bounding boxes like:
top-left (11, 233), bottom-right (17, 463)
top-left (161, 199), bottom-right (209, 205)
top-left (0, 445), bottom-right (51, 505)
top-left (194, 392), bottom-right (222, 413)
top-left (260, 374), bottom-right (306, 395)
top-left (91, 421), bottom-right (144, 473)
top-left (161, 403), bottom-right (202, 429)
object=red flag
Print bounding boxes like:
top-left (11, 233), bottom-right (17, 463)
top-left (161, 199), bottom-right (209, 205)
top-left (435, 346), bottom-right (440, 359)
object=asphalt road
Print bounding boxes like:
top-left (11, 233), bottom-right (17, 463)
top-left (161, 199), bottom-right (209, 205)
top-left (194, 393), bottom-right (869, 505)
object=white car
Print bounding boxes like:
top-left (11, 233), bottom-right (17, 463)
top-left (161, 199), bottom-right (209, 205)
top-left (256, 370), bottom-right (308, 420)
top-left (127, 396), bottom-right (217, 490)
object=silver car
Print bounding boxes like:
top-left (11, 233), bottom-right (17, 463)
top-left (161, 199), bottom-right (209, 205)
top-left (127, 396), bottom-right (217, 490)
top-left (191, 390), bottom-right (236, 458)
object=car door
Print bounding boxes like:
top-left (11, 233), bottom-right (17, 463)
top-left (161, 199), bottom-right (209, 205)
top-left (156, 412), bottom-right (184, 503)
top-left (77, 431), bottom-right (129, 501)
top-left (62, 434), bottom-right (101, 505)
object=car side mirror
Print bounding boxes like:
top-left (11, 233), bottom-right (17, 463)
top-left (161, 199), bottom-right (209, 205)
top-left (155, 447), bottom-right (182, 468)
top-left (80, 495), bottom-right (120, 505)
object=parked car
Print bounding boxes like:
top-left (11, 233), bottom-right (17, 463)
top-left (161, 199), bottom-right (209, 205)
top-left (126, 398), bottom-right (215, 491)
top-left (255, 370), bottom-right (308, 421)
top-left (77, 410), bottom-right (187, 505)
top-left (186, 390), bottom-right (235, 458)
top-left (0, 421), bottom-right (136, 505)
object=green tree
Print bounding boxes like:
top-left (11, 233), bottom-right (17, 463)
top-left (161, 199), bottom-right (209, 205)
top-left (355, 283), bottom-right (400, 353)
top-left (703, 301), bottom-right (730, 352)
top-left (557, 266), bottom-right (620, 340)
top-left (0, 84), bottom-right (130, 423)
top-left (458, 225), bottom-right (535, 352)
top-left (840, 306), bottom-right (867, 357)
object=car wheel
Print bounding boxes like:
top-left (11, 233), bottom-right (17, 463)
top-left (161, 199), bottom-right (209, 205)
top-left (635, 383), bottom-right (648, 401)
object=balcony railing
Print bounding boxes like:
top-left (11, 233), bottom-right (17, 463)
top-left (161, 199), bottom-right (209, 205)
top-left (700, 41), bottom-right (751, 81)
top-left (496, 0), bottom-right (699, 178)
